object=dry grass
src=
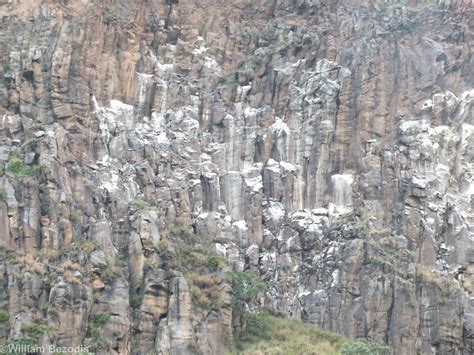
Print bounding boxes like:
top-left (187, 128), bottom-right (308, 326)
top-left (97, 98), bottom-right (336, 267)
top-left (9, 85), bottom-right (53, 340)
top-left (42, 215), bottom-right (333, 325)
top-left (57, 260), bottom-right (82, 273)
top-left (185, 272), bottom-right (221, 311)
top-left (17, 255), bottom-right (44, 274)
top-left (63, 270), bottom-right (81, 284)
top-left (416, 264), bottom-right (459, 297)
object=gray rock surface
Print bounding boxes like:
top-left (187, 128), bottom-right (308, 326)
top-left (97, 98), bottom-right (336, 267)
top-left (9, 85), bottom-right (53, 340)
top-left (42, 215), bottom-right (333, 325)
top-left (0, 0), bottom-right (473, 353)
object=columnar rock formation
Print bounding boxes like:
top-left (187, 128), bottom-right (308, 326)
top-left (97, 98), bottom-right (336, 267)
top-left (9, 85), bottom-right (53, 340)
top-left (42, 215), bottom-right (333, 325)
top-left (0, 0), bottom-right (473, 353)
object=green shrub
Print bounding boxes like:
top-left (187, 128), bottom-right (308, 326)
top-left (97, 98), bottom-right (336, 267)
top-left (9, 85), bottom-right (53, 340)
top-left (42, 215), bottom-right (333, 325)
top-left (0, 309), bottom-right (9, 323)
top-left (159, 245), bottom-right (220, 271)
top-left (7, 335), bottom-right (38, 351)
top-left (243, 311), bottom-right (270, 338)
top-left (7, 157), bottom-right (33, 176)
top-left (240, 57), bottom-right (262, 71)
top-left (169, 223), bottom-right (194, 239)
top-left (85, 312), bottom-right (110, 349)
top-left (0, 309), bottom-right (9, 332)
top-left (47, 308), bottom-right (59, 320)
top-left (341, 339), bottom-right (391, 355)
top-left (228, 270), bottom-right (268, 338)
top-left (370, 257), bottom-right (384, 266)
top-left (228, 270), bottom-right (267, 309)
top-left (22, 322), bottom-right (53, 336)
top-left (58, 239), bottom-right (99, 257)
top-left (206, 255), bottom-right (224, 272)
top-left (115, 254), bottom-right (127, 267)
top-left (0, 188), bottom-right (6, 202)
top-left (130, 294), bottom-right (142, 309)
top-left (14, 321), bottom-right (53, 350)
top-left (69, 209), bottom-right (83, 223)
top-left (103, 10), bottom-right (118, 24)
top-left (175, 249), bottom-right (205, 269)
top-left (102, 267), bottom-right (119, 283)
top-left (160, 249), bottom-right (175, 266)
top-left (93, 312), bottom-right (110, 327)
top-left (131, 199), bottom-right (148, 210)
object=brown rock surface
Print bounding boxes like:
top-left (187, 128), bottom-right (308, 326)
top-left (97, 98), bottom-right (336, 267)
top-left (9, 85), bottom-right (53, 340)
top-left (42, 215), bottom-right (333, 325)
top-left (0, 0), bottom-right (473, 353)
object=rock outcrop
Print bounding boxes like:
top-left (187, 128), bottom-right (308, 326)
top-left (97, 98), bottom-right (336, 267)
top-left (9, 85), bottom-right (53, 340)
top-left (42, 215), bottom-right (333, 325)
top-left (0, 0), bottom-right (473, 353)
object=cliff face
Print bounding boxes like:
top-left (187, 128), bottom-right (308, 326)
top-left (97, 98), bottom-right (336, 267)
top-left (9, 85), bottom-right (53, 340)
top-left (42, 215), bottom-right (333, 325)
top-left (0, 0), bottom-right (473, 353)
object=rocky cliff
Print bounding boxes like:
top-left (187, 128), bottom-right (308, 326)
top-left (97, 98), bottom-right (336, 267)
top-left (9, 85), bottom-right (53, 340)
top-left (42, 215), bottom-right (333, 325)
top-left (0, 0), bottom-right (473, 353)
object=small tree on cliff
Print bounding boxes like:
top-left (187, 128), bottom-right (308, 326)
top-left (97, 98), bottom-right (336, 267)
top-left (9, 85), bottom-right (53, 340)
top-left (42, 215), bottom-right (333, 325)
top-left (228, 270), bottom-right (267, 339)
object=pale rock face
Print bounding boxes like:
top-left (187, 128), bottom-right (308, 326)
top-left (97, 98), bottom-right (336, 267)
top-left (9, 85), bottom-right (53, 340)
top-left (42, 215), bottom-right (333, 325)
top-left (157, 276), bottom-right (194, 355)
top-left (48, 283), bottom-right (93, 347)
top-left (0, 0), bottom-right (473, 354)
top-left (329, 173), bottom-right (354, 215)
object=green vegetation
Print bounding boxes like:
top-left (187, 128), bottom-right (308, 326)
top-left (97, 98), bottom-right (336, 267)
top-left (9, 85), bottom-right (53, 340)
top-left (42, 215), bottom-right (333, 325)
top-left (168, 223), bottom-right (194, 239)
top-left (240, 57), bottom-right (262, 71)
top-left (47, 308), bottom-right (59, 320)
top-left (206, 255), bottom-right (224, 272)
top-left (0, 188), bottom-right (6, 202)
top-left (185, 273), bottom-right (221, 311)
top-left (130, 293), bottom-right (142, 309)
top-left (0, 309), bottom-right (9, 333)
top-left (227, 271), bottom-right (391, 354)
top-left (164, 247), bottom-right (225, 310)
top-left (102, 266), bottom-right (120, 283)
top-left (103, 9), bottom-right (121, 24)
top-left (341, 339), bottom-right (391, 355)
top-left (160, 247), bottom-right (207, 270)
top-left (280, 40), bottom-right (292, 50)
top-left (6, 336), bottom-right (38, 354)
top-left (158, 248), bottom-right (175, 266)
top-left (93, 312), bottom-right (110, 326)
top-left (130, 198), bottom-right (149, 210)
top-left (57, 239), bottom-right (99, 258)
top-left (157, 222), bottom-right (228, 311)
top-left (230, 313), bottom-right (346, 354)
top-left (69, 209), bottom-right (83, 223)
top-left (153, 207), bottom-right (163, 218)
top-left (359, 211), bottom-right (371, 235)
top-left (230, 313), bottom-right (391, 355)
top-left (160, 250), bottom-right (221, 310)
top-left (0, 309), bottom-right (8, 323)
top-left (96, 253), bottom-right (127, 284)
top-left (228, 271), bottom-right (267, 309)
top-left (370, 257), bottom-right (384, 266)
top-left (22, 322), bottom-right (53, 337)
top-left (158, 223), bottom-right (223, 272)
top-left (115, 254), bottom-right (127, 268)
top-left (408, 0), bottom-right (439, 12)
top-left (416, 264), bottom-right (458, 298)
top-left (7, 157), bottom-right (33, 177)
top-left (228, 270), bottom-right (267, 339)
top-left (20, 136), bottom-right (35, 149)
top-left (4, 250), bottom-right (16, 262)
top-left (4, 321), bottom-right (54, 351)
top-left (383, 212), bottom-right (393, 225)
top-left (84, 312), bottom-right (110, 350)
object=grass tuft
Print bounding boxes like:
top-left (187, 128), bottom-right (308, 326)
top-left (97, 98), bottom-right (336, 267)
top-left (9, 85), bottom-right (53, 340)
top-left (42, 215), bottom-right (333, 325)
top-left (231, 314), bottom-right (347, 354)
